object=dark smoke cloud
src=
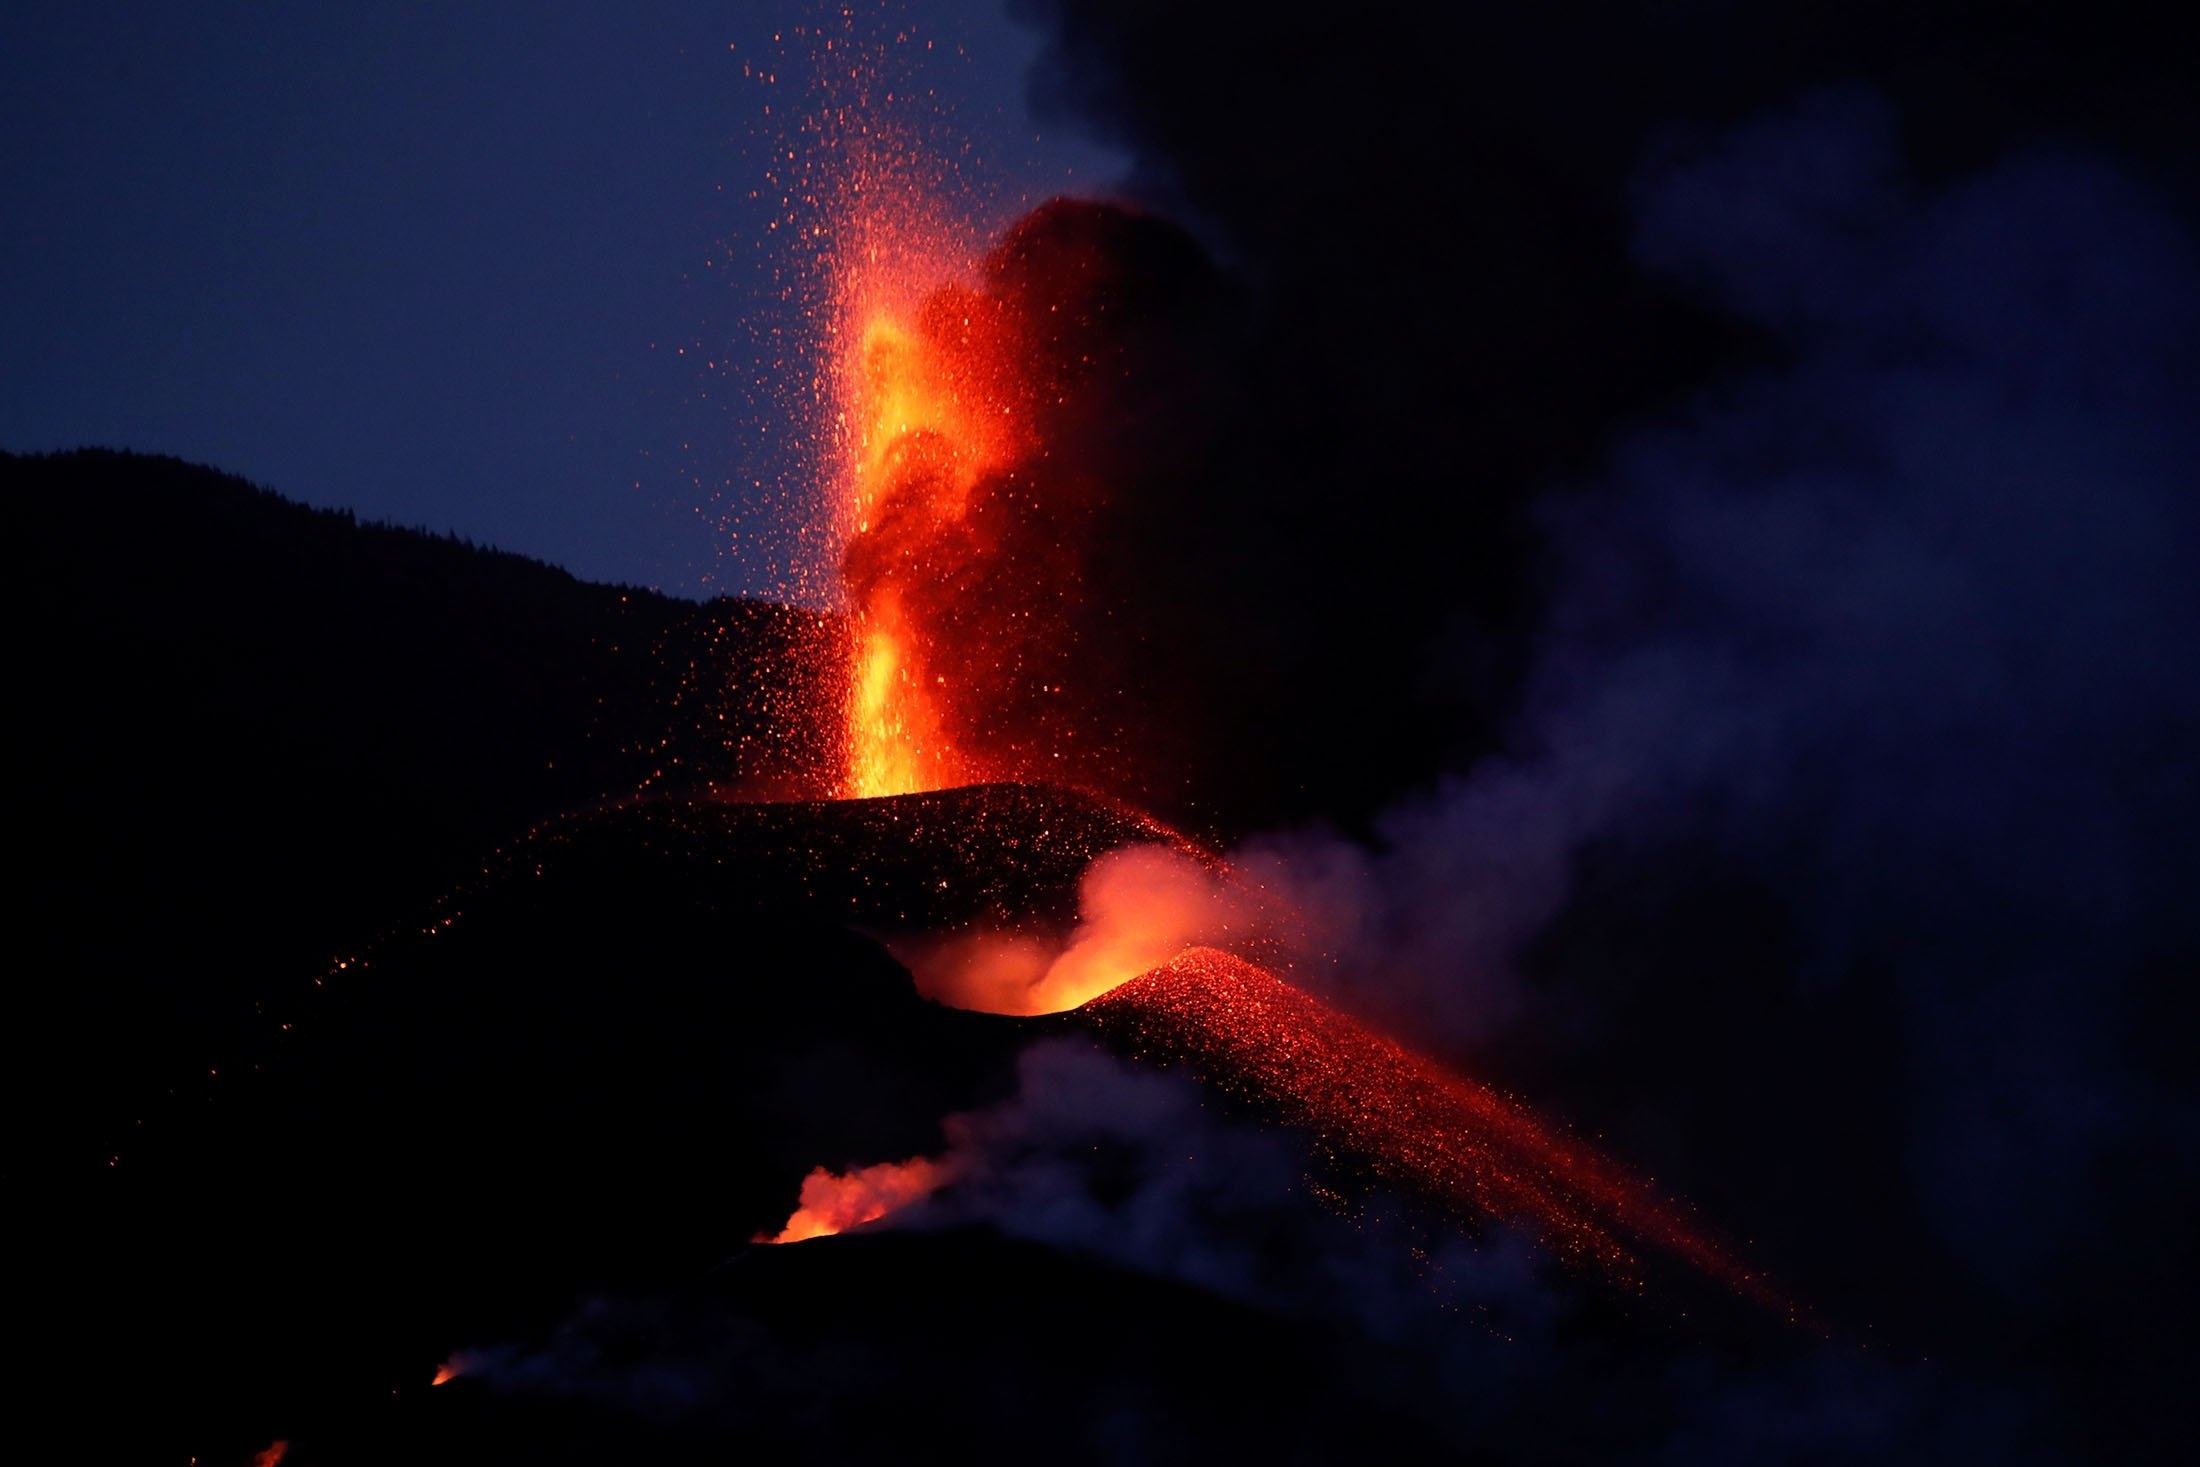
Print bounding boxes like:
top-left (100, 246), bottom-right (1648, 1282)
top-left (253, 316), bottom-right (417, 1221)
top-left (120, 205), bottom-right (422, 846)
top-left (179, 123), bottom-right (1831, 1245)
top-left (999, 0), bottom-right (2199, 838)
top-left (1196, 88), bottom-right (2198, 1464)
top-left (994, 4), bottom-right (2198, 1457)
top-left (1258, 86), bottom-right (2200, 1045)
top-left (1014, 0), bottom-right (2197, 225)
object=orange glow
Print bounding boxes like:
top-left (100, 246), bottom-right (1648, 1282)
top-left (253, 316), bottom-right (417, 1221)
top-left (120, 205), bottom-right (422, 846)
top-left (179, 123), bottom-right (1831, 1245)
top-left (250, 1443), bottom-right (289, 1467)
top-left (755, 1155), bottom-right (952, 1243)
top-left (430, 1361), bottom-right (460, 1387)
top-left (897, 844), bottom-right (1264, 1015)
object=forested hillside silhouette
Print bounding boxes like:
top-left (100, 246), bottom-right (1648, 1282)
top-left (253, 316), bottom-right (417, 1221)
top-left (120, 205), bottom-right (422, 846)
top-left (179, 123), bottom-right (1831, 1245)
top-left (9, 449), bottom-right (836, 1182)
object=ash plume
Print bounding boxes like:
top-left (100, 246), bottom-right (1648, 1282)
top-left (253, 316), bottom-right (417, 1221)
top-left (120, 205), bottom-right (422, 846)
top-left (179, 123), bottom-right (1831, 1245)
top-left (976, 3), bottom-right (2199, 1453)
top-left (1001, 0), bottom-right (2198, 839)
top-left (1173, 89), bottom-right (2195, 1464)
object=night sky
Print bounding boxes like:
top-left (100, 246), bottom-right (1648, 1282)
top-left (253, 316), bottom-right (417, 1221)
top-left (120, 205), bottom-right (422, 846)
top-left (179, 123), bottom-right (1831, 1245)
top-left (0, 1), bottom-right (1121, 597)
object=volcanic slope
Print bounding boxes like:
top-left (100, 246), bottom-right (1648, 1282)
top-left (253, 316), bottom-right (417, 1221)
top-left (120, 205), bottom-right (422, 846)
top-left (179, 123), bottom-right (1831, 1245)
top-left (56, 780), bottom-right (1179, 1463)
top-left (311, 1230), bottom-right (1461, 1467)
top-left (8, 448), bottom-right (840, 1184)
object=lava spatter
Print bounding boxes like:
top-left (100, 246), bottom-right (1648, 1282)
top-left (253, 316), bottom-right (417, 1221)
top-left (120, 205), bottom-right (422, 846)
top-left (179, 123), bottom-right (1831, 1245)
top-left (1081, 948), bottom-right (1788, 1311)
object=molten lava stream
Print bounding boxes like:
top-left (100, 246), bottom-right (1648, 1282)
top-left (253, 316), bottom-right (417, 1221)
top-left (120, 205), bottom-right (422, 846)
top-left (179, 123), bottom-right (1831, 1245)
top-left (1081, 948), bottom-right (1788, 1312)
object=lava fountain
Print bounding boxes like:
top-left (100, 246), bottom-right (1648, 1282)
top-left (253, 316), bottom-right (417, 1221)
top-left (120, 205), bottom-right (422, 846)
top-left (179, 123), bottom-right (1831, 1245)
top-left (818, 161), bottom-right (1157, 800)
top-left (813, 63), bottom-right (1035, 801)
top-left (833, 271), bottom-right (1026, 796)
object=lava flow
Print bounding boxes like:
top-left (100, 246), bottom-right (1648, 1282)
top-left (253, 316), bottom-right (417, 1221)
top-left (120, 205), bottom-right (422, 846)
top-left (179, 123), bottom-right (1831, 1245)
top-left (767, 930), bottom-right (1785, 1310)
top-left (1083, 949), bottom-right (1788, 1311)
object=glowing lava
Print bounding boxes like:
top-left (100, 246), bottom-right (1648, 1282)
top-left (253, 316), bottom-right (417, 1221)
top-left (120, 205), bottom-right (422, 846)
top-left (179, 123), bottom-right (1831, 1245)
top-left (829, 185), bottom-right (1027, 798)
top-left (820, 181), bottom-right (1163, 800)
top-left (1082, 948), bottom-right (1789, 1311)
top-left (756, 1155), bottom-right (953, 1243)
top-left (769, 924), bottom-right (1790, 1309)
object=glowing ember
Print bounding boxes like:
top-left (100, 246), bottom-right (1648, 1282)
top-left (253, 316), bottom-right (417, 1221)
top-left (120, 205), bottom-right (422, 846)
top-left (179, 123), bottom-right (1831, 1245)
top-left (756, 1156), bottom-right (953, 1244)
top-left (1082, 948), bottom-right (1788, 1310)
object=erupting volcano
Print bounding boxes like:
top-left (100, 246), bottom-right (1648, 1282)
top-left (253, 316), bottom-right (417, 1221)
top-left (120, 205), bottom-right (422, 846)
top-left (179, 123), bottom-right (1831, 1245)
top-left (742, 107), bottom-right (1790, 1324)
top-left (30, 6), bottom-right (2188, 1463)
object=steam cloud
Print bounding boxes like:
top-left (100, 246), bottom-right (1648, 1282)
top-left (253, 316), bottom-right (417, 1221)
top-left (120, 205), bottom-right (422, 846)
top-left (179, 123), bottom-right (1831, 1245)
top-left (1203, 88), bottom-right (2198, 1459)
top-left (754, 1155), bottom-right (956, 1244)
top-left (882, 93), bottom-right (2197, 1458)
top-left (451, 1036), bottom-right (2024, 1461)
top-left (874, 80), bottom-right (2198, 1461)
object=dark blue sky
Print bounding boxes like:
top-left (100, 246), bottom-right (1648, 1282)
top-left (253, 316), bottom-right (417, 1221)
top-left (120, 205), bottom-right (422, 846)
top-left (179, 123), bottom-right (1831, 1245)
top-left (0, 1), bottom-right (1124, 599)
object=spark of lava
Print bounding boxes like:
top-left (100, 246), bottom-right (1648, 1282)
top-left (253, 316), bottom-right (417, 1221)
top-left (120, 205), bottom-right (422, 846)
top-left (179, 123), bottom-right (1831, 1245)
top-left (755, 1155), bottom-right (954, 1244)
